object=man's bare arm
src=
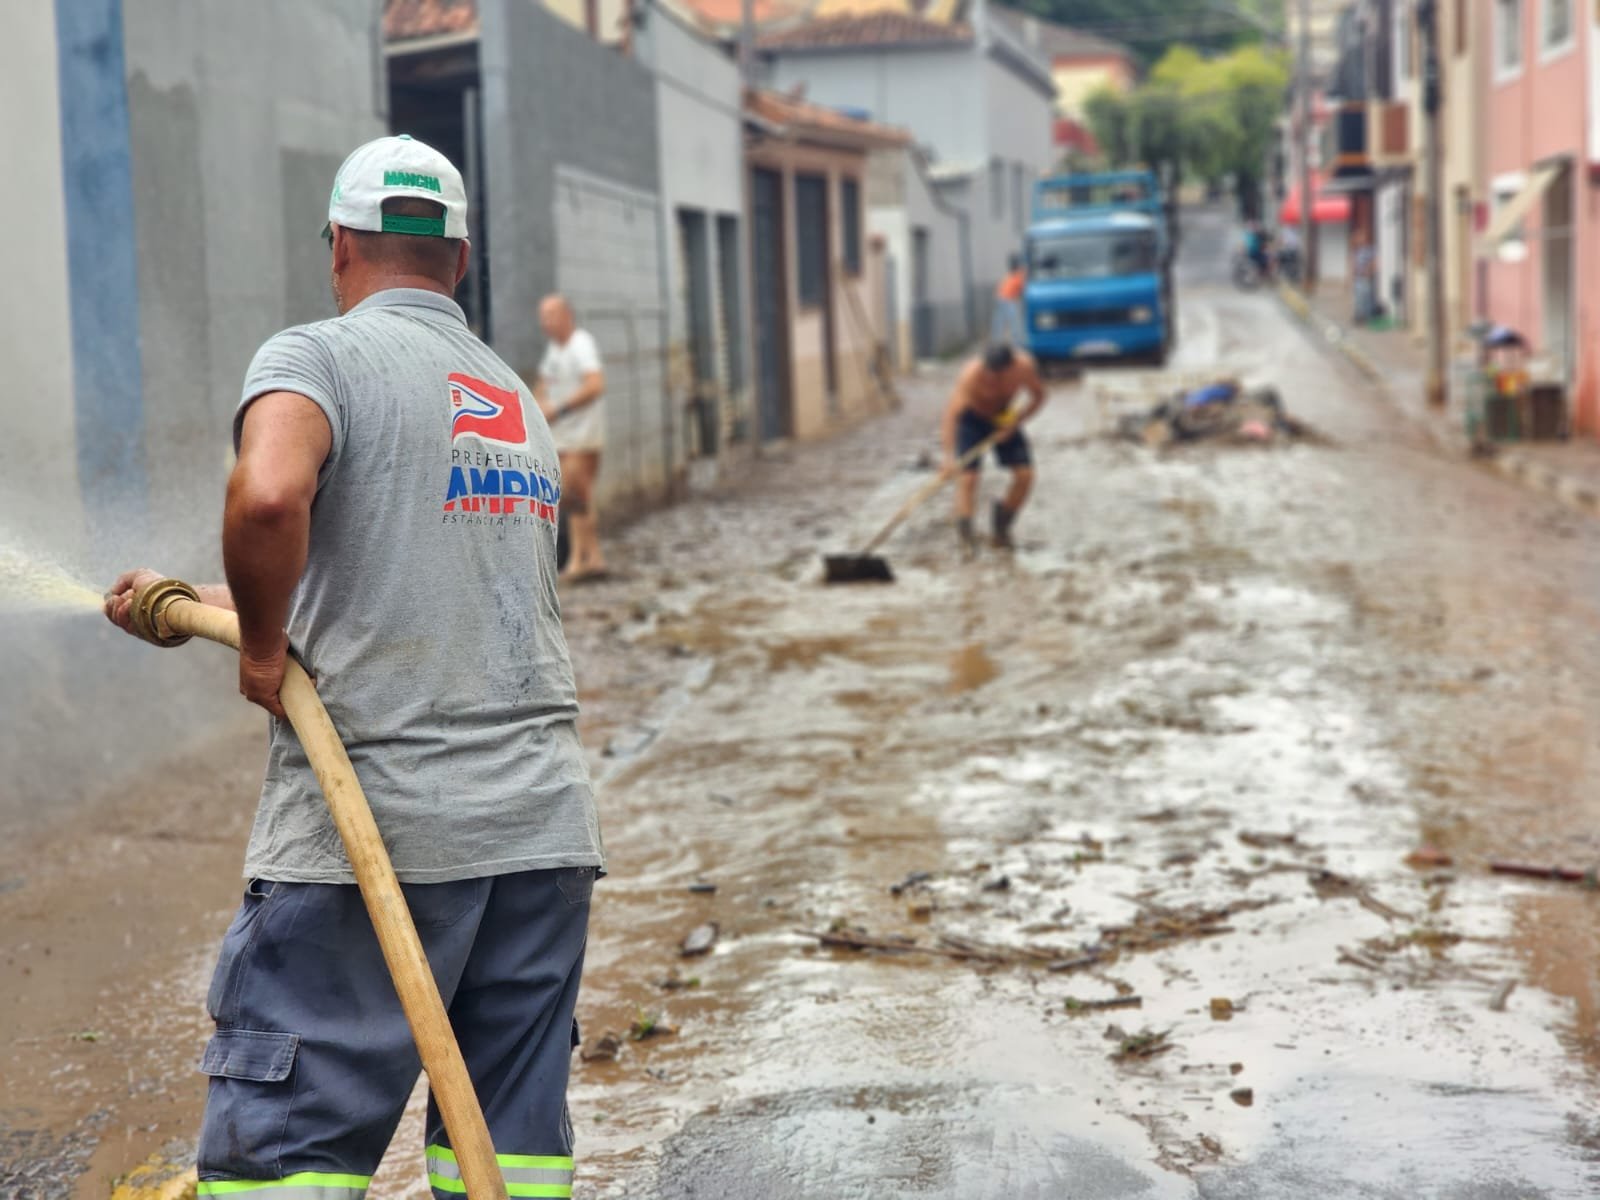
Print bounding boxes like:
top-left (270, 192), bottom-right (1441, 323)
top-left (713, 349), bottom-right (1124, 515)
top-left (223, 391), bottom-right (330, 718)
top-left (941, 365), bottom-right (975, 462)
top-left (560, 370), bottom-right (606, 414)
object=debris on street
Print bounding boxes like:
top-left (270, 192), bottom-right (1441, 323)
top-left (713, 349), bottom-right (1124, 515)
top-left (1107, 1026), bottom-right (1175, 1061)
top-left (579, 1031), bottom-right (623, 1063)
top-left (1063, 995), bottom-right (1143, 1015)
top-left (1308, 869), bottom-right (1408, 921)
top-left (1488, 860), bottom-right (1600, 888)
top-left (629, 1011), bottom-right (678, 1042)
top-left (1114, 379), bottom-right (1315, 447)
top-left (680, 922), bottom-right (720, 957)
top-left (1404, 845), bottom-right (1454, 869)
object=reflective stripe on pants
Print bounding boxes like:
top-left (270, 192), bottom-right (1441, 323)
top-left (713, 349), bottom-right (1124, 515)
top-left (196, 1172), bottom-right (369, 1198)
top-left (426, 1144), bottom-right (573, 1197)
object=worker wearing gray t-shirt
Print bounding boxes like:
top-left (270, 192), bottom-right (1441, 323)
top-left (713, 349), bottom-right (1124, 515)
top-left (104, 135), bottom-right (602, 1198)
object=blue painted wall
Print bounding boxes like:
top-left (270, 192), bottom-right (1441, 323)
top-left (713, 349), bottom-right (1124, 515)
top-left (55, 0), bottom-right (147, 522)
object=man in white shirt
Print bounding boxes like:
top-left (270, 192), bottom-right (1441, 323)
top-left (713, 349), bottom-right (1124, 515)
top-left (536, 295), bottom-right (608, 580)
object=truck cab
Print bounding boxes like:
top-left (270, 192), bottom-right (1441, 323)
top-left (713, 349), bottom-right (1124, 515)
top-left (1022, 171), bottom-right (1174, 367)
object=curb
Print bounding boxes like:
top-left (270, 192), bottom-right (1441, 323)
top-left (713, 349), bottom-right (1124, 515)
top-left (1488, 449), bottom-right (1600, 518)
top-left (110, 1155), bottom-right (197, 1200)
top-left (1276, 283), bottom-right (1384, 384)
top-left (1277, 285), bottom-right (1600, 519)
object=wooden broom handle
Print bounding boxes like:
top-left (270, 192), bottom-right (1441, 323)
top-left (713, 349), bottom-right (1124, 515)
top-left (154, 596), bottom-right (509, 1200)
top-left (858, 427), bottom-right (1011, 557)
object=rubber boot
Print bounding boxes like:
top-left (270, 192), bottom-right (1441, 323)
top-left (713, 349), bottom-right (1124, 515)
top-left (956, 516), bottom-right (978, 557)
top-left (991, 500), bottom-right (1017, 550)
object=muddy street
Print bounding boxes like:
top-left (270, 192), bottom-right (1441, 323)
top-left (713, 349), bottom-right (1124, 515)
top-left (5, 210), bottom-right (1600, 1198)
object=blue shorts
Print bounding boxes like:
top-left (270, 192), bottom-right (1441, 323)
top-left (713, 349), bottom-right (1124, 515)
top-left (196, 867), bottom-right (593, 1199)
top-left (957, 409), bottom-right (1032, 472)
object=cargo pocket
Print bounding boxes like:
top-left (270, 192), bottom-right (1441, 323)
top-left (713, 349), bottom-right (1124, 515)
top-left (196, 1028), bottom-right (300, 1182)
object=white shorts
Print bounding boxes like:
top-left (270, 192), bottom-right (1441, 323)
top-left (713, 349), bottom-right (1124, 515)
top-left (551, 400), bottom-right (604, 454)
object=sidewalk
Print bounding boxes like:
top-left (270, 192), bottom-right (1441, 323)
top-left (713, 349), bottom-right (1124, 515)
top-left (1279, 283), bottom-right (1600, 519)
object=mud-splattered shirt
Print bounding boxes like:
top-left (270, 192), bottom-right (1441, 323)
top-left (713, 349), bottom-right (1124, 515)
top-left (234, 288), bottom-right (604, 883)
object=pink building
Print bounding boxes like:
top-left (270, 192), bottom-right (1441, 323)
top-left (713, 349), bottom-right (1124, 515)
top-left (1480, 0), bottom-right (1595, 437)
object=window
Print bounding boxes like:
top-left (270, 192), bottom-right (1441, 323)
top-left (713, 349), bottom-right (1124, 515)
top-left (1012, 163), bottom-right (1024, 232)
top-left (1494, 0), bottom-right (1523, 76)
top-left (1392, 1), bottom-right (1413, 92)
top-left (1542, 0), bottom-right (1573, 54)
top-left (990, 158), bottom-right (1004, 220)
top-left (841, 177), bottom-right (862, 276)
top-left (716, 215), bottom-right (743, 394)
top-left (1028, 229), bottom-right (1159, 281)
top-left (795, 173), bottom-right (828, 307)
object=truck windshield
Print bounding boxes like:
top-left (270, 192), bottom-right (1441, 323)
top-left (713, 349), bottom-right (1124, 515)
top-left (1029, 231), bottom-right (1158, 280)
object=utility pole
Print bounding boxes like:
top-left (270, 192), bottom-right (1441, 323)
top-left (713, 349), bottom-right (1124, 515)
top-left (1297, 0), bottom-right (1318, 293)
top-left (1418, 0), bottom-right (1447, 409)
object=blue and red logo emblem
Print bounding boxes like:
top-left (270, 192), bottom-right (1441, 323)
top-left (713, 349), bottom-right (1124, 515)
top-left (450, 373), bottom-right (527, 446)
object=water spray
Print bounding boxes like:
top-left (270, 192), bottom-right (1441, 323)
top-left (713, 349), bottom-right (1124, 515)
top-left (126, 579), bottom-right (510, 1200)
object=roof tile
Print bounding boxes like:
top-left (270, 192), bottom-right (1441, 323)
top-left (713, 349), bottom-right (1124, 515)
top-left (756, 12), bottom-right (972, 51)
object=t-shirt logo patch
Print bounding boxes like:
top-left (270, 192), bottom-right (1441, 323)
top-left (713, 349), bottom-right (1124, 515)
top-left (450, 373), bottom-right (528, 446)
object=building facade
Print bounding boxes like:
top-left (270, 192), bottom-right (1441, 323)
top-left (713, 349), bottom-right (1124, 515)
top-left (635, 0), bottom-right (755, 457)
top-left (745, 91), bottom-right (906, 441)
top-left (866, 145), bottom-right (972, 367)
top-left (1479, 0), bottom-right (1592, 433)
top-left (986, 5), bottom-right (1135, 156)
top-left (3, 0), bottom-right (384, 867)
top-left (756, 8), bottom-right (1056, 326)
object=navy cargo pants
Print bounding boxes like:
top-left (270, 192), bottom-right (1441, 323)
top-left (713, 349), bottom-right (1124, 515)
top-left (195, 866), bottom-right (594, 1199)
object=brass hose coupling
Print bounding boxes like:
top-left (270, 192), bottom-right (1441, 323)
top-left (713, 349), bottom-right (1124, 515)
top-left (129, 578), bottom-right (201, 648)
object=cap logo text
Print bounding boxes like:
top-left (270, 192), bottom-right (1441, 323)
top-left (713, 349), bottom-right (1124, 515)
top-left (383, 170), bottom-right (442, 193)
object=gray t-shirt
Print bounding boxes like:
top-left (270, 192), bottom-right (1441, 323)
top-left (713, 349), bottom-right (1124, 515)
top-left (235, 288), bottom-right (604, 883)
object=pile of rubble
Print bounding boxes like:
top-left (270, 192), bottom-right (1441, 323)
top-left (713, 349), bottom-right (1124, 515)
top-left (1115, 379), bottom-right (1314, 448)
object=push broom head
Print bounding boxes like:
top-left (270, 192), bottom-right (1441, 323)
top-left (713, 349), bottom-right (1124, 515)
top-left (823, 554), bottom-right (895, 584)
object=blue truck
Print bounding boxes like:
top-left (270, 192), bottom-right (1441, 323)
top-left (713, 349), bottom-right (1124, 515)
top-left (1021, 170), bottom-right (1174, 368)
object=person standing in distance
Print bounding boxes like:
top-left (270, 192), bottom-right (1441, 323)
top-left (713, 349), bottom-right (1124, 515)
top-left (103, 134), bottom-right (603, 1200)
top-left (536, 296), bottom-right (608, 582)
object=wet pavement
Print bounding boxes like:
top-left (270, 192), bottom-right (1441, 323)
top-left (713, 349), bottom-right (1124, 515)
top-left (4, 208), bottom-right (1600, 1197)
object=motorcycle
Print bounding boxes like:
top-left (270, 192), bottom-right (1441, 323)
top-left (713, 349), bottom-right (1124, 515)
top-left (1231, 250), bottom-right (1268, 290)
top-left (1232, 245), bottom-right (1302, 290)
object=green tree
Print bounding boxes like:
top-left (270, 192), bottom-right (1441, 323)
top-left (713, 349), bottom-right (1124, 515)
top-left (1089, 42), bottom-right (1289, 217)
top-left (1082, 87), bottom-right (1132, 167)
top-left (1007, 0), bottom-right (1277, 63)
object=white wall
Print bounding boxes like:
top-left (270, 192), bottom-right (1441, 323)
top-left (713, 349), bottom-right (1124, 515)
top-left (2, 2), bottom-right (82, 562)
top-left (763, 47), bottom-right (987, 164)
top-left (971, 44), bottom-right (1055, 289)
top-left (868, 148), bottom-right (970, 366)
top-left (123, 0), bottom-right (385, 563)
top-left (764, 37), bottom-right (1053, 317)
top-left (636, 2), bottom-right (751, 444)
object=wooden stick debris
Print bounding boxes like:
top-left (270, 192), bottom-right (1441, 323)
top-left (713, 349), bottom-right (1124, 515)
top-left (1488, 861), bottom-right (1599, 887)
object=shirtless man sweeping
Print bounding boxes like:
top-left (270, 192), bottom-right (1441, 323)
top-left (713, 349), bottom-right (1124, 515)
top-left (940, 342), bottom-right (1049, 550)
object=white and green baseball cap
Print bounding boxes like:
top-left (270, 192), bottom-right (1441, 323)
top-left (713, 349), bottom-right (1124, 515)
top-left (324, 134), bottom-right (468, 240)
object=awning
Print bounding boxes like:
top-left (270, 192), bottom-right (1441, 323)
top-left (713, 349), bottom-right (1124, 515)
top-left (1278, 175), bottom-right (1351, 226)
top-left (1483, 161), bottom-right (1563, 246)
